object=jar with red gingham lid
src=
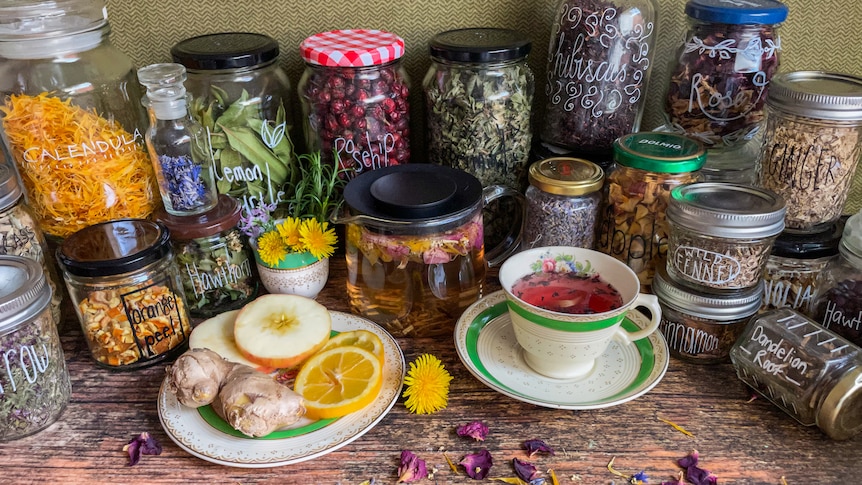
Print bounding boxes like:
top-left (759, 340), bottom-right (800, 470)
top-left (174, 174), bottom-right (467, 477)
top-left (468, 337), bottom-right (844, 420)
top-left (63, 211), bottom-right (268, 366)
top-left (298, 29), bottom-right (411, 179)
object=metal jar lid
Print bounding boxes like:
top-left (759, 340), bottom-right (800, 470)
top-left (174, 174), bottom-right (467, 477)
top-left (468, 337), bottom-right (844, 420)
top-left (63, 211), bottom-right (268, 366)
top-left (0, 163), bottom-right (22, 211)
top-left (653, 263), bottom-right (762, 321)
top-left (429, 28), bottom-right (531, 63)
top-left (57, 219), bottom-right (172, 277)
top-left (767, 71), bottom-right (862, 121)
top-left (685, 0), bottom-right (788, 25)
top-left (667, 183), bottom-right (786, 238)
top-left (0, 256), bottom-right (51, 335)
top-left (528, 158), bottom-right (604, 197)
top-left (171, 32), bottom-right (280, 71)
top-left (771, 218), bottom-right (844, 259)
top-left (154, 194), bottom-right (242, 241)
top-left (818, 365), bottom-right (862, 440)
top-left (613, 132), bottom-right (707, 173)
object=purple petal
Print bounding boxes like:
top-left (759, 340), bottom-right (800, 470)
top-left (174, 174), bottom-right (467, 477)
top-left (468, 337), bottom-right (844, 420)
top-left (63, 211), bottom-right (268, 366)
top-left (397, 450), bottom-right (427, 483)
top-left (456, 421), bottom-right (489, 441)
top-left (686, 467), bottom-right (718, 485)
top-left (523, 439), bottom-right (555, 457)
top-left (124, 432), bottom-right (162, 466)
top-left (124, 439), bottom-right (142, 466)
top-left (632, 470), bottom-right (649, 483)
top-left (460, 449), bottom-right (493, 480)
top-left (513, 457), bottom-right (538, 481)
top-left (678, 450), bottom-right (700, 469)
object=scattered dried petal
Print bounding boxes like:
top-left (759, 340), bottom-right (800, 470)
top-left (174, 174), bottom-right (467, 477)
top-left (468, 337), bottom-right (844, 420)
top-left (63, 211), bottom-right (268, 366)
top-left (658, 416), bottom-right (695, 437)
top-left (523, 439), bottom-right (555, 457)
top-left (123, 432), bottom-right (162, 466)
top-left (397, 450), bottom-right (427, 483)
top-left (457, 421), bottom-right (490, 441)
top-left (661, 471), bottom-right (685, 485)
top-left (443, 452), bottom-right (460, 474)
top-left (460, 449), bottom-right (493, 480)
top-left (549, 468), bottom-right (560, 485)
top-left (514, 458), bottom-right (538, 481)
top-left (632, 470), bottom-right (649, 484)
top-left (678, 450), bottom-right (718, 485)
top-left (490, 478), bottom-right (525, 484)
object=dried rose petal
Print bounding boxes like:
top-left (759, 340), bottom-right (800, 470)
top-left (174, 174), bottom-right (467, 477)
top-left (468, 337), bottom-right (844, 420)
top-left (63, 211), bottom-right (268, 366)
top-left (677, 449), bottom-right (700, 469)
top-left (456, 421), bottom-right (489, 441)
top-left (123, 432), bottom-right (162, 466)
top-left (661, 472), bottom-right (685, 485)
top-left (523, 439), bottom-right (555, 457)
top-left (460, 449), bottom-right (493, 480)
top-left (513, 457), bottom-right (538, 482)
top-left (397, 450), bottom-right (427, 483)
top-left (678, 450), bottom-right (718, 485)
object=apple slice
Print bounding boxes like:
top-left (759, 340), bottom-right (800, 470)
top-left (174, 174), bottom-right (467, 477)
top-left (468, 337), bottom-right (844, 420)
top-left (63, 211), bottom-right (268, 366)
top-left (188, 310), bottom-right (275, 373)
top-left (234, 294), bottom-right (332, 369)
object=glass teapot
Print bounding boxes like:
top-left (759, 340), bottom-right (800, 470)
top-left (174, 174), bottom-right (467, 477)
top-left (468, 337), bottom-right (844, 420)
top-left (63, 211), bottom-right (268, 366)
top-left (333, 164), bottom-right (524, 337)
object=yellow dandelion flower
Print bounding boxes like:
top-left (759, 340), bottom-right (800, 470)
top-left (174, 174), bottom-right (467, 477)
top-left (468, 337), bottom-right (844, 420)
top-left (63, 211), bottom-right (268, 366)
top-left (299, 219), bottom-right (337, 260)
top-left (257, 230), bottom-right (288, 267)
top-left (402, 354), bottom-right (452, 414)
top-left (277, 217), bottom-right (303, 249)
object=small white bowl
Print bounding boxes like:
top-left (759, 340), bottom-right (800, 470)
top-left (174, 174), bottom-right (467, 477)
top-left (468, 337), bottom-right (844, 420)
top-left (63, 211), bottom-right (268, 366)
top-left (256, 257), bottom-right (329, 299)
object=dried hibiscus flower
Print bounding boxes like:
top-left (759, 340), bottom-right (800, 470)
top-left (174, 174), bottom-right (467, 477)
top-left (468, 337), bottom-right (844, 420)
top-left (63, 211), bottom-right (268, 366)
top-left (678, 450), bottom-right (718, 485)
top-left (460, 449), bottom-right (493, 480)
top-left (457, 421), bottom-right (489, 441)
top-left (397, 450), bottom-right (427, 483)
top-left (513, 457), bottom-right (538, 482)
top-left (123, 431), bottom-right (162, 466)
top-left (523, 439), bottom-right (555, 457)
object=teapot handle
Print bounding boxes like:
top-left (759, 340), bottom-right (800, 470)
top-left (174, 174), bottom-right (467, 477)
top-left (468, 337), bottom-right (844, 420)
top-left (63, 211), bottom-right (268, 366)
top-left (483, 185), bottom-right (526, 268)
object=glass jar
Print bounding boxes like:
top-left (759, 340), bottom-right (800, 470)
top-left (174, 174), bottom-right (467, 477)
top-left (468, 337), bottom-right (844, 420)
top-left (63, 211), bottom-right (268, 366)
top-left (155, 194), bottom-right (257, 318)
top-left (57, 219), bottom-right (192, 369)
top-left (666, 182), bottom-right (785, 291)
top-left (298, 29), bottom-right (410, 179)
top-left (756, 71), bottom-right (862, 233)
top-left (0, 163), bottom-right (62, 324)
top-left (0, 0), bottom-right (157, 240)
top-left (730, 308), bottom-right (862, 440)
top-left (540, 0), bottom-right (658, 154)
top-left (0, 256), bottom-right (70, 441)
top-left (653, 263), bottom-right (761, 363)
top-left (171, 32), bottom-right (296, 214)
top-left (596, 132), bottom-right (706, 292)
top-left (810, 211), bottom-right (862, 347)
top-left (663, 0), bottom-right (788, 148)
top-left (761, 221), bottom-right (843, 314)
top-left (138, 63), bottom-right (218, 216)
top-left (523, 157), bottom-right (604, 250)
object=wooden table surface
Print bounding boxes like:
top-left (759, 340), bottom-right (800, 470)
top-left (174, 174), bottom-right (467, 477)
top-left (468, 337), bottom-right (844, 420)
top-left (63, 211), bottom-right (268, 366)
top-left (1, 257), bottom-right (859, 484)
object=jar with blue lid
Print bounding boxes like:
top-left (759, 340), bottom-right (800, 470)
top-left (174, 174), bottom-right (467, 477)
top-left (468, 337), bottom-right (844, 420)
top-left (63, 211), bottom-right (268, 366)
top-left (663, 0), bottom-right (789, 148)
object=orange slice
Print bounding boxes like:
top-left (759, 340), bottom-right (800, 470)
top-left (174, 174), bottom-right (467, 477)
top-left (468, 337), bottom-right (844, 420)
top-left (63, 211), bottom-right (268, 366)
top-left (294, 346), bottom-right (383, 420)
top-left (318, 330), bottom-right (385, 363)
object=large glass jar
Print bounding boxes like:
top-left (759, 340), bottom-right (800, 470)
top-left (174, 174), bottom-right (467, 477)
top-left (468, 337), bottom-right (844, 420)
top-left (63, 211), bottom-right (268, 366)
top-left (171, 32), bottom-right (297, 214)
top-left (756, 71), bottom-right (862, 233)
top-left (299, 29), bottom-right (410, 179)
top-left (596, 132), bottom-right (706, 291)
top-left (663, 0), bottom-right (788, 148)
top-left (0, 256), bottom-right (70, 442)
top-left (57, 219), bottom-right (192, 369)
top-left (0, 0), bottom-right (157, 240)
top-left (540, 0), bottom-right (657, 154)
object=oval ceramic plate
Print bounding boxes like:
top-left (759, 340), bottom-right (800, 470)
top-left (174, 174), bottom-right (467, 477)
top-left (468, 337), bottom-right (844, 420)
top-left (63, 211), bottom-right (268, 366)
top-left (158, 311), bottom-right (405, 468)
top-left (454, 291), bottom-right (669, 409)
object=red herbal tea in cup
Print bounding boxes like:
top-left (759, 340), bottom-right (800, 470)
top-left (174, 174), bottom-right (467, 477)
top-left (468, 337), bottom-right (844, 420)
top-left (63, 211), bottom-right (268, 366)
top-left (511, 271), bottom-right (623, 314)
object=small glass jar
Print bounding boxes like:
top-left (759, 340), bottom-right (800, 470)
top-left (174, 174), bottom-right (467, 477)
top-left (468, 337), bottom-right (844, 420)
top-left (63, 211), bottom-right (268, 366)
top-left (57, 219), bottom-right (192, 369)
top-left (540, 0), bottom-right (658, 154)
top-left (155, 194), bottom-right (257, 318)
top-left (0, 163), bottom-right (62, 324)
top-left (761, 221), bottom-right (843, 314)
top-left (139, 63), bottom-right (218, 216)
top-left (0, 0), bottom-right (157, 239)
top-left (298, 29), bottom-right (410, 179)
top-left (523, 158), bottom-right (604, 250)
top-left (663, 0), bottom-right (788, 147)
top-left (666, 182), bottom-right (786, 291)
top-left (596, 132), bottom-right (707, 291)
top-left (654, 263), bottom-right (761, 363)
top-left (730, 308), bottom-right (862, 440)
top-left (171, 32), bottom-right (296, 214)
top-left (756, 71), bottom-right (862, 233)
top-left (0, 256), bottom-right (70, 442)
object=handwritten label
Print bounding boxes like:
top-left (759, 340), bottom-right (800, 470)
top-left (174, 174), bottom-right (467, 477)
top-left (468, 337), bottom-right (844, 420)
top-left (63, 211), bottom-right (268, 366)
top-left (184, 252), bottom-right (254, 301)
top-left (0, 343), bottom-right (50, 395)
top-left (215, 160), bottom-right (286, 213)
top-left (746, 324), bottom-right (809, 383)
top-left (333, 131), bottom-right (396, 178)
top-left (821, 300), bottom-right (862, 333)
top-left (597, 204), bottom-right (667, 272)
top-left (22, 129), bottom-right (144, 168)
top-left (122, 283), bottom-right (187, 358)
top-left (762, 278), bottom-right (816, 312)
top-left (763, 142), bottom-right (849, 192)
top-left (672, 246), bottom-right (740, 285)
top-left (660, 318), bottom-right (720, 357)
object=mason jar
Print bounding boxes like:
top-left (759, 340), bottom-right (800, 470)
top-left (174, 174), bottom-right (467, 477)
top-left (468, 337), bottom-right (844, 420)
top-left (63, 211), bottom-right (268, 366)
top-left (171, 32), bottom-right (297, 214)
top-left (57, 219), bottom-right (192, 369)
top-left (663, 0), bottom-right (788, 147)
top-left (0, 0), bottom-right (157, 240)
top-left (299, 29), bottom-right (410, 179)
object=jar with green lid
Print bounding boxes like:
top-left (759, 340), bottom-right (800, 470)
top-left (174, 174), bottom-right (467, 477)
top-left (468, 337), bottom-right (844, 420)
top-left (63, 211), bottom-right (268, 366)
top-left (0, 163), bottom-right (62, 324)
top-left (57, 219), bottom-right (192, 369)
top-left (0, 256), bottom-right (70, 441)
top-left (654, 262), bottom-right (762, 363)
top-left (523, 158), bottom-right (604, 250)
top-left (155, 194), bottom-right (257, 318)
top-left (171, 32), bottom-right (296, 214)
top-left (597, 132), bottom-right (707, 291)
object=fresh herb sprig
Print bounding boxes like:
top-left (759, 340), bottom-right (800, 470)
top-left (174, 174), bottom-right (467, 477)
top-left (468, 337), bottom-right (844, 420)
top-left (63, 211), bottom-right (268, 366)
top-left (285, 151), bottom-right (348, 223)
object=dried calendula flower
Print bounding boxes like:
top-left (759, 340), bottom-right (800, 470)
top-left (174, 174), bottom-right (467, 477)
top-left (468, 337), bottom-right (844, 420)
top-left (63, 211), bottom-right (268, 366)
top-left (397, 450), bottom-right (428, 483)
top-left (460, 449), bottom-right (493, 480)
top-left (523, 439), bottom-right (555, 457)
top-left (123, 431), bottom-right (162, 466)
top-left (457, 421), bottom-right (489, 441)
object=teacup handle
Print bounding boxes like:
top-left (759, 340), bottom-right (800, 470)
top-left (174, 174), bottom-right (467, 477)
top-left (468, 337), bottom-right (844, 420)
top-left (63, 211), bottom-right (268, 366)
top-left (483, 185), bottom-right (526, 268)
top-left (614, 293), bottom-right (662, 344)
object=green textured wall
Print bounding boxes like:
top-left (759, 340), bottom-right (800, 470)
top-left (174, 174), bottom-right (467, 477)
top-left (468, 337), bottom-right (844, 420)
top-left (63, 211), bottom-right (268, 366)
top-left (106, 0), bottom-right (862, 211)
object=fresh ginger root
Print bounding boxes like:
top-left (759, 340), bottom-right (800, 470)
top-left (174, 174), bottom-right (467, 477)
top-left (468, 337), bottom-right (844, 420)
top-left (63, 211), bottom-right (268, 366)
top-left (166, 348), bottom-right (306, 437)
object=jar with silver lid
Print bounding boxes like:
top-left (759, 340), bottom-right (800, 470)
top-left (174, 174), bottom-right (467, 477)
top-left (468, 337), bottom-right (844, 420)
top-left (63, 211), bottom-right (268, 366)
top-left (0, 256), bottom-right (70, 441)
top-left (523, 157), bottom-right (603, 250)
top-left (654, 263), bottom-right (761, 363)
top-left (666, 182), bottom-right (785, 291)
top-left (730, 308), bottom-right (862, 440)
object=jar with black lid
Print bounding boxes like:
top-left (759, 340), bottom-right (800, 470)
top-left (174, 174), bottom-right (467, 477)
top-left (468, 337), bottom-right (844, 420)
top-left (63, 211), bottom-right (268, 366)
top-left (171, 32), bottom-right (296, 214)
top-left (155, 194), bottom-right (257, 318)
top-left (57, 219), bottom-right (192, 369)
